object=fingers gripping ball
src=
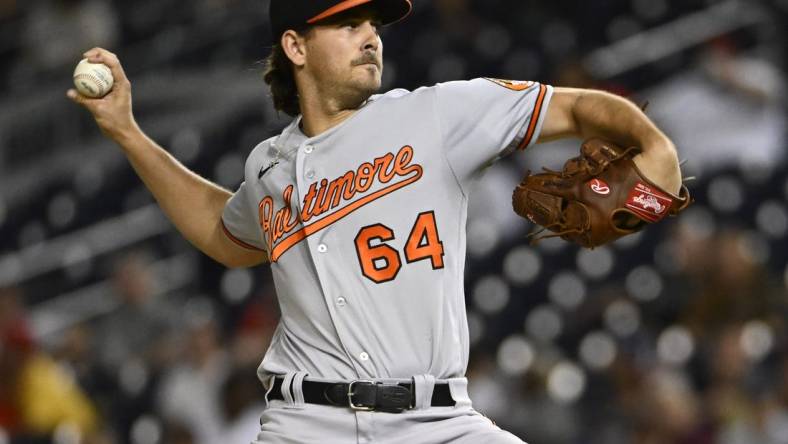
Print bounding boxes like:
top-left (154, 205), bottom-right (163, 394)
top-left (512, 139), bottom-right (692, 248)
top-left (73, 58), bottom-right (114, 98)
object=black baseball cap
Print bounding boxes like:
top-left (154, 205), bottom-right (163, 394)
top-left (270, 0), bottom-right (413, 42)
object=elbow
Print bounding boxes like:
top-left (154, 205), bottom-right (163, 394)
top-left (217, 256), bottom-right (245, 269)
top-left (214, 249), bottom-right (268, 269)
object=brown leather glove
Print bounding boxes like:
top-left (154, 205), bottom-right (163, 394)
top-left (512, 138), bottom-right (691, 248)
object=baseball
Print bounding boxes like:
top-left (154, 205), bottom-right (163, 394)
top-left (73, 58), bottom-right (114, 98)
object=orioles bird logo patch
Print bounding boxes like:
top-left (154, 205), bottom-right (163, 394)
top-left (483, 78), bottom-right (534, 91)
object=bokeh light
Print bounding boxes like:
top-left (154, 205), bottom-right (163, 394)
top-left (579, 331), bottom-right (617, 371)
top-left (130, 415), bottom-right (162, 444)
top-left (503, 246), bottom-right (541, 286)
top-left (707, 176), bottom-right (744, 212)
top-left (657, 325), bottom-right (695, 366)
top-left (548, 271), bottom-right (586, 311)
top-left (625, 265), bottom-right (663, 302)
top-left (740, 320), bottom-right (774, 362)
top-left (466, 218), bottom-right (499, 258)
top-left (52, 422), bottom-right (81, 444)
top-left (604, 300), bottom-right (641, 338)
top-left (497, 335), bottom-right (535, 376)
top-left (473, 275), bottom-right (511, 315)
top-left (576, 247), bottom-right (615, 280)
top-left (755, 200), bottom-right (788, 238)
top-left (547, 362), bottom-right (586, 404)
top-left (525, 305), bottom-right (563, 343)
top-left (221, 267), bottom-right (253, 304)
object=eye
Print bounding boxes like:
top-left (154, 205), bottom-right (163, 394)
top-left (342, 19), bottom-right (362, 29)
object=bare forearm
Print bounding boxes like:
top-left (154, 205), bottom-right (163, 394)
top-left (116, 127), bottom-right (232, 259)
top-left (542, 88), bottom-right (682, 194)
top-left (68, 48), bottom-right (266, 268)
top-left (572, 90), bottom-right (669, 151)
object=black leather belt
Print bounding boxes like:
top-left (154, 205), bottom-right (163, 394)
top-left (268, 377), bottom-right (456, 413)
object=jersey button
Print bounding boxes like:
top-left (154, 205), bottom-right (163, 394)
top-left (317, 244), bottom-right (328, 253)
top-left (304, 145), bottom-right (314, 154)
top-left (359, 352), bottom-right (369, 361)
top-left (336, 297), bottom-right (347, 306)
top-left (305, 170), bottom-right (315, 179)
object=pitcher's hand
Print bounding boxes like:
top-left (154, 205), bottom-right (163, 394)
top-left (68, 48), bottom-right (139, 141)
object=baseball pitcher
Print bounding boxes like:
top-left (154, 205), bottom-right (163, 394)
top-left (68, 0), bottom-right (688, 442)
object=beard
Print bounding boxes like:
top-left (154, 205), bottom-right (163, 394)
top-left (341, 62), bottom-right (382, 109)
top-left (334, 76), bottom-right (380, 109)
top-left (301, 48), bottom-right (384, 111)
top-left (326, 51), bottom-right (383, 110)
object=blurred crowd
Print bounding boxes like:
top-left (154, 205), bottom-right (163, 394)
top-left (1, 0), bottom-right (787, 443)
top-left (1, 251), bottom-right (279, 444)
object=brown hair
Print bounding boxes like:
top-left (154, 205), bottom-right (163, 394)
top-left (262, 43), bottom-right (301, 117)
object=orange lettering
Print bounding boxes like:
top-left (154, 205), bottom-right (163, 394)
top-left (282, 186), bottom-right (299, 232)
top-left (355, 162), bottom-right (375, 193)
top-left (394, 145), bottom-right (420, 176)
top-left (374, 153), bottom-right (396, 183)
top-left (301, 183), bottom-right (318, 223)
top-left (258, 145), bottom-right (425, 262)
top-left (258, 196), bottom-right (274, 248)
top-left (312, 179), bottom-right (330, 217)
top-left (326, 172), bottom-right (356, 208)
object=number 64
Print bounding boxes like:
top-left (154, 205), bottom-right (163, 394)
top-left (354, 211), bottom-right (445, 284)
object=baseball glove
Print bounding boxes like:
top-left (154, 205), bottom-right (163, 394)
top-left (512, 138), bottom-right (691, 248)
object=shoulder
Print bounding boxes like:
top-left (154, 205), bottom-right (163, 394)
top-left (248, 135), bottom-right (279, 162)
top-left (437, 78), bottom-right (541, 94)
top-left (243, 135), bottom-right (279, 176)
top-left (369, 80), bottom-right (489, 98)
top-left (367, 86), bottom-right (440, 105)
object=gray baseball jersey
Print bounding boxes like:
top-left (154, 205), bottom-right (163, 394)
top-left (222, 78), bottom-right (553, 384)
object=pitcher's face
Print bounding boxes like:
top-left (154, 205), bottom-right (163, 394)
top-left (302, 6), bottom-right (384, 107)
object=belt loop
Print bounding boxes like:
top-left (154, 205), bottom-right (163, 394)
top-left (448, 377), bottom-right (471, 408)
top-left (411, 374), bottom-right (436, 410)
top-left (281, 372), bottom-right (296, 407)
top-left (290, 372), bottom-right (308, 408)
top-left (263, 375), bottom-right (276, 408)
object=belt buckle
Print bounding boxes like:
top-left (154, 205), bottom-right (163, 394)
top-left (348, 380), bottom-right (376, 411)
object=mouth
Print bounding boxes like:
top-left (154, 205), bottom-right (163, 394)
top-left (353, 55), bottom-right (380, 69)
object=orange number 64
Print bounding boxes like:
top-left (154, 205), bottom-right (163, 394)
top-left (354, 211), bottom-right (445, 284)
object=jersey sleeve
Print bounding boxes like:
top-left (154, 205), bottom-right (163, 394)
top-left (435, 78), bottom-right (553, 189)
top-left (222, 181), bottom-right (266, 252)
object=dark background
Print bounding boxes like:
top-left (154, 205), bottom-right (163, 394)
top-left (0, 0), bottom-right (786, 443)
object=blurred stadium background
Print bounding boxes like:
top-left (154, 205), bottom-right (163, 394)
top-left (0, 0), bottom-right (786, 443)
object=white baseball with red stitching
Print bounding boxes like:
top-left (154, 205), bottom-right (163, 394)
top-left (73, 58), bottom-right (114, 98)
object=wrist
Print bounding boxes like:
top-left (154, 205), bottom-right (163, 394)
top-left (633, 150), bottom-right (682, 195)
top-left (110, 121), bottom-right (143, 147)
top-left (639, 131), bottom-right (676, 156)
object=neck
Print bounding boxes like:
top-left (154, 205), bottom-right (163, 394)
top-left (300, 102), bottom-right (358, 138)
top-left (296, 79), bottom-right (367, 137)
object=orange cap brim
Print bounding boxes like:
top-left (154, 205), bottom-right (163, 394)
top-left (307, 0), bottom-right (412, 25)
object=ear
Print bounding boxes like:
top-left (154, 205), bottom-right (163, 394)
top-left (281, 30), bottom-right (307, 67)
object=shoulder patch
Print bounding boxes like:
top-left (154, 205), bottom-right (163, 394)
top-left (483, 78), bottom-right (534, 91)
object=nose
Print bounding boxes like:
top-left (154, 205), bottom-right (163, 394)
top-left (360, 21), bottom-right (380, 52)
